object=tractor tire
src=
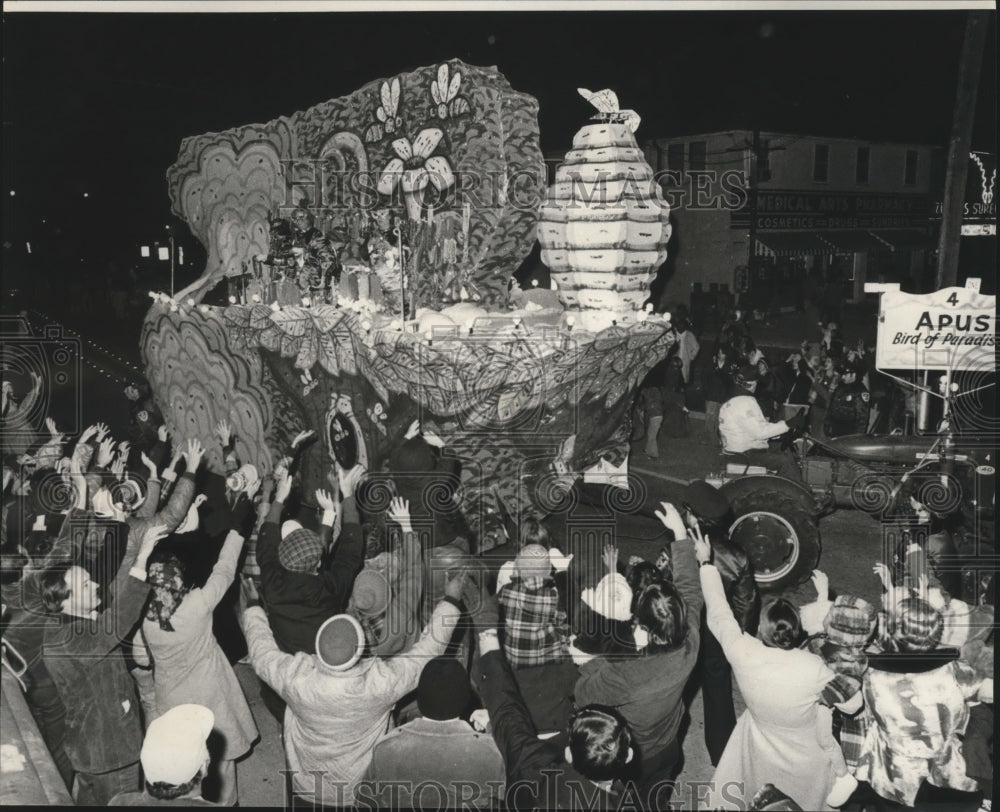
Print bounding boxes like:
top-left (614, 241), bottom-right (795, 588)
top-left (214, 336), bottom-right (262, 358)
top-left (726, 486), bottom-right (821, 591)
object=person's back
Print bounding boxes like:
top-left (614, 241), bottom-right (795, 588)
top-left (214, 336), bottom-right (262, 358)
top-left (364, 657), bottom-right (504, 808)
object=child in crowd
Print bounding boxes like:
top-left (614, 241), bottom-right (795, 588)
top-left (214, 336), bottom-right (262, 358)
top-left (497, 544), bottom-right (570, 668)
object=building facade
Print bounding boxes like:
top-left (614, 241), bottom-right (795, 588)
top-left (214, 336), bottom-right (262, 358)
top-left (642, 131), bottom-right (938, 321)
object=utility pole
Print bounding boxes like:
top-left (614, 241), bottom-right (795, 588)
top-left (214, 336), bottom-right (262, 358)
top-left (935, 11), bottom-right (989, 289)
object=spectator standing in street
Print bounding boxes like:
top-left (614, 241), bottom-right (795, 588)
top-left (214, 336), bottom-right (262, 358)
top-left (824, 360), bottom-right (870, 438)
top-left (680, 481), bottom-right (759, 767)
top-left (702, 347), bottom-right (733, 448)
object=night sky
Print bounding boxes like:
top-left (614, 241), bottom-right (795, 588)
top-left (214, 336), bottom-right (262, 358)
top-left (2, 8), bottom-right (996, 283)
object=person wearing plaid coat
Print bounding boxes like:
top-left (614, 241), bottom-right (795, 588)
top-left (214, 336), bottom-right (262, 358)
top-left (497, 544), bottom-right (569, 668)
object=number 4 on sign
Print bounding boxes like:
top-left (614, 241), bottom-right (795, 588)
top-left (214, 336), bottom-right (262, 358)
top-left (947, 292), bottom-right (959, 306)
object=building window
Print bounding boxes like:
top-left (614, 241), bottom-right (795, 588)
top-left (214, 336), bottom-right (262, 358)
top-left (813, 144), bottom-right (829, 183)
top-left (856, 147), bottom-right (870, 184)
top-left (904, 149), bottom-right (918, 185)
top-left (689, 141), bottom-right (707, 171)
top-left (667, 143), bottom-right (685, 171)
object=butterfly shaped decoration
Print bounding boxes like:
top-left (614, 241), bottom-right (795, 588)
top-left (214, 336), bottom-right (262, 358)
top-left (577, 87), bottom-right (641, 133)
top-left (367, 77), bottom-right (402, 142)
top-left (431, 63), bottom-right (469, 120)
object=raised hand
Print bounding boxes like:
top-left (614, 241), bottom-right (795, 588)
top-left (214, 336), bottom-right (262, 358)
top-left (117, 440), bottom-right (131, 461)
top-left (387, 496), bottom-right (412, 532)
top-left (654, 501), bottom-right (687, 538)
top-left (140, 451), bottom-right (158, 479)
top-left (337, 463), bottom-right (366, 499)
top-left (97, 437), bottom-right (116, 467)
top-left (403, 419), bottom-right (421, 441)
top-left (274, 468), bottom-right (293, 503)
top-left (183, 438), bottom-right (206, 471)
top-left (602, 543), bottom-right (619, 574)
top-left (214, 419), bottom-right (233, 447)
top-left (315, 488), bottom-right (337, 513)
top-left (94, 423), bottom-right (110, 442)
top-left (872, 562), bottom-right (893, 591)
top-left (157, 424), bottom-right (169, 443)
top-left (690, 520), bottom-right (712, 565)
top-left (110, 456), bottom-right (127, 482)
top-left (421, 428), bottom-right (445, 449)
top-left (137, 523), bottom-right (170, 565)
top-left (79, 424), bottom-right (99, 444)
top-left (810, 569), bottom-right (830, 599)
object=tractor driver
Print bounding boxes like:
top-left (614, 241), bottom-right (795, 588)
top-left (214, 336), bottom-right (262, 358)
top-left (718, 394), bottom-right (806, 483)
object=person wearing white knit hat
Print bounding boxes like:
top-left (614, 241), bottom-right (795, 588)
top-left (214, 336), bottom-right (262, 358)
top-left (108, 704), bottom-right (218, 806)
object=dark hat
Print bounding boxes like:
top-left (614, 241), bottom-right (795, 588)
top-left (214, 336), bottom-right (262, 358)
top-left (682, 480), bottom-right (731, 522)
top-left (824, 595), bottom-right (876, 647)
top-left (736, 364), bottom-right (759, 383)
top-left (315, 614), bottom-right (365, 671)
top-left (417, 656), bottom-right (472, 720)
top-left (352, 569), bottom-right (390, 616)
top-left (391, 437), bottom-right (439, 475)
top-left (279, 521), bottom-right (324, 573)
top-left (836, 359), bottom-right (860, 376)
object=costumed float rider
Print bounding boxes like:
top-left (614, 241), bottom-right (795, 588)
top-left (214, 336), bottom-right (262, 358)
top-left (260, 206), bottom-right (340, 305)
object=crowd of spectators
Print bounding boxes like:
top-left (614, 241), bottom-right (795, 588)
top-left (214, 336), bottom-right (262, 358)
top-left (0, 349), bottom-right (993, 811)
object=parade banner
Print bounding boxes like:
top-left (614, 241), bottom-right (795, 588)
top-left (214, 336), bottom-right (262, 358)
top-left (876, 286), bottom-right (996, 371)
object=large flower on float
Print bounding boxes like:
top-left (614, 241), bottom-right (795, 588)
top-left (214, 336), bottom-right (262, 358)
top-left (377, 128), bottom-right (455, 219)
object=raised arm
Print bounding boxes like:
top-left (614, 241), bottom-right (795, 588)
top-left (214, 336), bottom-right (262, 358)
top-left (239, 578), bottom-right (302, 699)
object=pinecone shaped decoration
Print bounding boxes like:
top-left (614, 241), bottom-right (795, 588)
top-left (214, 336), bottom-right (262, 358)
top-left (538, 90), bottom-right (671, 331)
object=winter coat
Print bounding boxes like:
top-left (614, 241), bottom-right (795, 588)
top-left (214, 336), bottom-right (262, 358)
top-left (142, 530), bottom-right (258, 761)
top-left (701, 563), bottom-right (846, 811)
top-left (574, 538), bottom-right (703, 762)
top-left (257, 496), bottom-right (364, 655)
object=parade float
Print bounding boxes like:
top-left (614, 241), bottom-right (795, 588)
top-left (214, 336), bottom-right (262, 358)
top-left (142, 61), bottom-right (675, 549)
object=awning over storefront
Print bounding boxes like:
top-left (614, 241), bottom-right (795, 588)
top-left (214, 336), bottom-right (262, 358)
top-left (822, 230), bottom-right (892, 253)
top-left (754, 231), bottom-right (835, 257)
top-left (870, 229), bottom-right (936, 251)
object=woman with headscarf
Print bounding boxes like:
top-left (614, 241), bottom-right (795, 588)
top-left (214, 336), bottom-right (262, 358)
top-left (140, 502), bottom-right (259, 805)
top-left (695, 524), bottom-right (860, 811)
top-left (855, 598), bottom-right (990, 808)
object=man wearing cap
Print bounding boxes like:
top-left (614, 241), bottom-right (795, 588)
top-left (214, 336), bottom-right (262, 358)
top-left (256, 464), bottom-right (365, 655)
top-left (239, 565), bottom-right (468, 806)
top-left (681, 480), bottom-right (759, 767)
top-left (362, 656), bottom-right (506, 808)
top-left (824, 361), bottom-right (870, 438)
top-left (109, 704), bottom-right (219, 806)
top-left (718, 393), bottom-right (806, 483)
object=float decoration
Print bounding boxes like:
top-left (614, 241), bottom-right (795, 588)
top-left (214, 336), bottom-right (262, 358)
top-left (537, 88), bottom-right (672, 333)
top-left (145, 66), bottom-right (676, 551)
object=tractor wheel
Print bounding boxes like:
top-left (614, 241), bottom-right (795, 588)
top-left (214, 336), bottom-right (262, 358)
top-left (726, 486), bottom-right (821, 591)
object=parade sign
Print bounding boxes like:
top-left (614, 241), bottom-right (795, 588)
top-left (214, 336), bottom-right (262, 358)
top-left (876, 286), bottom-right (996, 371)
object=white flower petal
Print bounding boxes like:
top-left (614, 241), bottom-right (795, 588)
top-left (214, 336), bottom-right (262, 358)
top-left (392, 138), bottom-right (413, 161)
top-left (401, 166), bottom-right (429, 193)
top-left (377, 157), bottom-right (405, 195)
top-left (412, 128), bottom-right (443, 159)
top-left (424, 156), bottom-right (455, 191)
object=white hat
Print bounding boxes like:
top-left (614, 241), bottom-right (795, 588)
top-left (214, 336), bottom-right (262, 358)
top-left (141, 704), bottom-right (214, 786)
top-left (581, 573), bottom-right (633, 622)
